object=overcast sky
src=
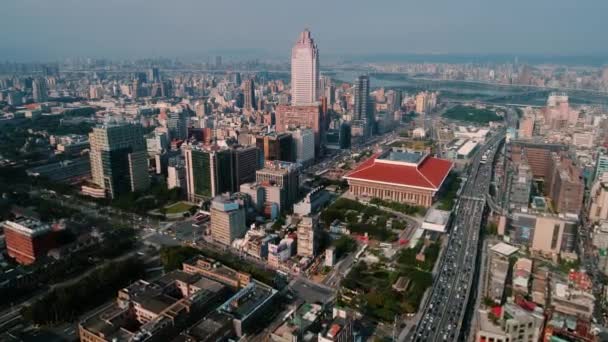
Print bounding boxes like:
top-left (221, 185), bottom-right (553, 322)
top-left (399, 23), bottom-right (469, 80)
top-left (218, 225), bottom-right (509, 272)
top-left (1, 0), bottom-right (607, 61)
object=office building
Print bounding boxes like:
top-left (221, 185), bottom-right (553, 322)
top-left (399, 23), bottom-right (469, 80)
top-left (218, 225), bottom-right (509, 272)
top-left (256, 133), bottom-right (294, 162)
top-left (275, 104), bottom-right (323, 152)
top-left (2, 218), bottom-right (56, 265)
top-left (167, 159), bottom-right (186, 190)
top-left (88, 123), bottom-right (150, 199)
top-left (509, 141), bottom-right (568, 179)
top-left (184, 145), bottom-right (261, 202)
top-left (231, 145), bottom-right (261, 188)
top-left (32, 78), bottom-right (47, 102)
top-left (243, 79), bottom-right (257, 112)
top-left (546, 153), bottom-right (584, 214)
top-left (296, 216), bottom-right (318, 257)
top-left (290, 128), bottom-right (315, 166)
top-left (386, 89), bottom-right (402, 114)
top-left (148, 67), bottom-right (160, 83)
top-left (26, 157), bottom-right (91, 184)
top-left (344, 150), bottom-right (453, 208)
top-left (291, 29), bottom-right (319, 105)
top-left (167, 111), bottom-right (189, 141)
top-left (256, 161), bottom-right (299, 211)
top-left (210, 196), bottom-right (247, 246)
top-left (509, 212), bottom-right (577, 259)
top-left (217, 281), bottom-right (278, 337)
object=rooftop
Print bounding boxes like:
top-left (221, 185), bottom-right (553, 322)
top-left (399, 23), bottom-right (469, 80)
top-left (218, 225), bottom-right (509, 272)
top-left (345, 151), bottom-right (453, 190)
top-left (490, 242), bottom-right (519, 257)
top-left (218, 281), bottom-right (277, 320)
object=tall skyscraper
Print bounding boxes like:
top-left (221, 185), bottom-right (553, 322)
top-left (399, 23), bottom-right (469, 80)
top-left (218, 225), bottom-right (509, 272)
top-left (32, 78), bottom-right (47, 102)
top-left (147, 67), bottom-right (160, 83)
top-left (243, 79), bottom-right (257, 112)
top-left (353, 75), bottom-right (372, 136)
top-left (291, 29), bottom-right (319, 105)
top-left (89, 123), bottom-right (150, 198)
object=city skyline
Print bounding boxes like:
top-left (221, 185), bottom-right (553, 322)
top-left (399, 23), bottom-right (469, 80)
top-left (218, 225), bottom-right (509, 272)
top-left (1, 0), bottom-right (608, 61)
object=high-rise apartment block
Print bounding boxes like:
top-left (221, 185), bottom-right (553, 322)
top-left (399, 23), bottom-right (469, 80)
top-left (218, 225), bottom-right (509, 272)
top-left (353, 75), bottom-right (372, 137)
top-left (296, 215), bottom-right (318, 257)
top-left (291, 29), bottom-right (319, 105)
top-left (210, 196), bottom-right (247, 246)
top-left (89, 123), bottom-right (150, 199)
top-left (243, 79), bottom-right (257, 112)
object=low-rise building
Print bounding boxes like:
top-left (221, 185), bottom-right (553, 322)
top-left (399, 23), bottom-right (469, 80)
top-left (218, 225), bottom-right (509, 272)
top-left (475, 301), bottom-right (545, 342)
top-left (79, 271), bottom-right (229, 342)
top-left (182, 256), bottom-right (251, 290)
top-left (551, 282), bottom-right (595, 320)
top-left (217, 281), bottom-right (278, 337)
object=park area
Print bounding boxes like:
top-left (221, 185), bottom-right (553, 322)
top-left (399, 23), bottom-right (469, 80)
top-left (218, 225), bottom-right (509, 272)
top-left (339, 240), bottom-right (440, 322)
top-left (320, 198), bottom-right (410, 242)
top-left (164, 201), bottom-right (196, 214)
top-left (443, 105), bottom-right (502, 124)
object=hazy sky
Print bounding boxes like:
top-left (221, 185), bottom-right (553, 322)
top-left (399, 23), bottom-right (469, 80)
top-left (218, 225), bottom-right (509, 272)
top-left (1, 0), bottom-right (607, 61)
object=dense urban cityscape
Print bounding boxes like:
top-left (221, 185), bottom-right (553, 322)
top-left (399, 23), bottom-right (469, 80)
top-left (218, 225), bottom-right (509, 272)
top-left (2, 2), bottom-right (608, 342)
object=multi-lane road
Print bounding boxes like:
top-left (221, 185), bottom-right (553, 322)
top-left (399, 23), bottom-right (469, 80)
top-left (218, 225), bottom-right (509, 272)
top-left (405, 130), bottom-right (504, 342)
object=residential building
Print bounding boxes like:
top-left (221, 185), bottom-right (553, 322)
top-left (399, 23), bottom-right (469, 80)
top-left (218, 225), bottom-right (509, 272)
top-left (296, 215), bottom-right (318, 257)
top-left (243, 79), bottom-right (257, 112)
top-left (484, 242), bottom-right (519, 303)
top-left (475, 301), bottom-right (545, 342)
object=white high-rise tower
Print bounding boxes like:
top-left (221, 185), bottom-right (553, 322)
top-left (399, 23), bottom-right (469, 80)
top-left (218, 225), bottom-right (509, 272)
top-left (291, 29), bottom-right (319, 106)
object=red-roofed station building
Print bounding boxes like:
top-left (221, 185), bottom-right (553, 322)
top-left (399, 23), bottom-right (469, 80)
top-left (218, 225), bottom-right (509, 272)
top-left (344, 150), bottom-right (453, 207)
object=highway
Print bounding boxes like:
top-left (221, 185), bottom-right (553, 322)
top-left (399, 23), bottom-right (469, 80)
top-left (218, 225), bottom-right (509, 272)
top-left (405, 129), bottom-right (504, 342)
